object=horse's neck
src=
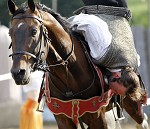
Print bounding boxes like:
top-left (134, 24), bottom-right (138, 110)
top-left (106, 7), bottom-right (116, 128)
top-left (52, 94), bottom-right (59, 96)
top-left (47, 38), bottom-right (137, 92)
top-left (43, 12), bottom-right (77, 71)
top-left (43, 13), bottom-right (73, 58)
top-left (43, 12), bottom-right (97, 92)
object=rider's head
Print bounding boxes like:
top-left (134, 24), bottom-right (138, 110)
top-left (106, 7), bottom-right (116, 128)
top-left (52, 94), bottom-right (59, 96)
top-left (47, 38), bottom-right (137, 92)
top-left (82, 0), bottom-right (128, 7)
top-left (109, 67), bottom-right (147, 103)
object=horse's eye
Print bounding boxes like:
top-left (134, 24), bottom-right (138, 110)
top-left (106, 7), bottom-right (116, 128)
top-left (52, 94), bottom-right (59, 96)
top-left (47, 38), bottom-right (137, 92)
top-left (32, 29), bottom-right (37, 36)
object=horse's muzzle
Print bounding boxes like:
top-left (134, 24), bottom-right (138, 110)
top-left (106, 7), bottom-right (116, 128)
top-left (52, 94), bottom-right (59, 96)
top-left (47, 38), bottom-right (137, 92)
top-left (11, 68), bottom-right (30, 85)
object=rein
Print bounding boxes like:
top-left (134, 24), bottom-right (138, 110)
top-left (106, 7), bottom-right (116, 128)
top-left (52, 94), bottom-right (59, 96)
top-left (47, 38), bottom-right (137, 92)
top-left (44, 31), bottom-right (97, 98)
top-left (45, 31), bottom-right (75, 67)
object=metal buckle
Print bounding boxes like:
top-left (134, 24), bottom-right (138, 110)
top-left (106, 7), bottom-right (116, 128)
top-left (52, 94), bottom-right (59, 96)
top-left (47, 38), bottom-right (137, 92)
top-left (36, 96), bottom-right (45, 112)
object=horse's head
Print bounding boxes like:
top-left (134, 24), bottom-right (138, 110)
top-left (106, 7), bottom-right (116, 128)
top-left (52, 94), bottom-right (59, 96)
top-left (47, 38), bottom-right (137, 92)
top-left (8, 0), bottom-right (49, 85)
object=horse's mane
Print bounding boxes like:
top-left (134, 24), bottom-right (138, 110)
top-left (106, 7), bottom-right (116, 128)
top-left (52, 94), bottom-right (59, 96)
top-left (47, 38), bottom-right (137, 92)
top-left (13, 2), bottom-right (71, 32)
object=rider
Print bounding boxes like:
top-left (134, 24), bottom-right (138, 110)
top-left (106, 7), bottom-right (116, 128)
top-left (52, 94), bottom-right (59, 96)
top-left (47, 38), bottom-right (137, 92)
top-left (69, 0), bottom-right (147, 102)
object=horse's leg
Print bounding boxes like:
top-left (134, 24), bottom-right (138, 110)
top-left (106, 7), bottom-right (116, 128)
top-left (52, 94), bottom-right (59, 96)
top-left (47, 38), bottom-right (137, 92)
top-left (54, 114), bottom-right (77, 129)
top-left (82, 107), bottom-right (108, 129)
top-left (123, 96), bottom-right (145, 124)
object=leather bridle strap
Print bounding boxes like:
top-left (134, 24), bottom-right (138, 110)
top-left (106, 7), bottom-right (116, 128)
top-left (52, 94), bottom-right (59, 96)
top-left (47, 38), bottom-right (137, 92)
top-left (12, 15), bottom-right (43, 23)
top-left (9, 25), bottom-right (44, 60)
top-left (9, 15), bottom-right (45, 60)
top-left (45, 31), bottom-right (75, 67)
top-left (9, 51), bottom-right (37, 59)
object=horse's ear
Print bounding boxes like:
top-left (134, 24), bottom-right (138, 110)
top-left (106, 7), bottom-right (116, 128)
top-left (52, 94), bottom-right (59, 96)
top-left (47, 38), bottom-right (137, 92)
top-left (28, 0), bottom-right (35, 13)
top-left (7, 0), bottom-right (18, 15)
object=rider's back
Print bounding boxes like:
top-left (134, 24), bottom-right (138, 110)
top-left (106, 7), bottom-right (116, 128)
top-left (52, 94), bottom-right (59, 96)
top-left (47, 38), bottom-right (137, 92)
top-left (82, 0), bottom-right (127, 7)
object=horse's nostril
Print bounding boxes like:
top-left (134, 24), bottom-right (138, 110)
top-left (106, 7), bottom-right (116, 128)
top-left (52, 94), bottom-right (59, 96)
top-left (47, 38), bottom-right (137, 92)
top-left (11, 68), bottom-right (29, 85)
top-left (11, 69), bottom-right (26, 76)
top-left (19, 69), bottom-right (26, 75)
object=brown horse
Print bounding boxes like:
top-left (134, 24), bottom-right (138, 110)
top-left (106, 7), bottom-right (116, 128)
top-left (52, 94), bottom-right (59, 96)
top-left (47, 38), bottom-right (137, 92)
top-left (8, 0), bottom-right (147, 128)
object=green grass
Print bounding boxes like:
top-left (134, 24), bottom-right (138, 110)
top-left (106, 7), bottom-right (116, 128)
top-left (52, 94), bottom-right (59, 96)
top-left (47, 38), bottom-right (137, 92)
top-left (128, 0), bottom-right (148, 27)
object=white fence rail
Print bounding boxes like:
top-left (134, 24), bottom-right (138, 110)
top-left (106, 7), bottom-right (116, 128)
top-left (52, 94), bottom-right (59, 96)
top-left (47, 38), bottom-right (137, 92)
top-left (0, 73), bottom-right (12, 81)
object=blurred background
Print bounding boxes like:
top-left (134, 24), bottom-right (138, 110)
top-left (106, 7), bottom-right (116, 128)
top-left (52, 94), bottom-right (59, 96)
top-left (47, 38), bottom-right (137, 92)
top-left (0, 0), bottom-right (150, 129)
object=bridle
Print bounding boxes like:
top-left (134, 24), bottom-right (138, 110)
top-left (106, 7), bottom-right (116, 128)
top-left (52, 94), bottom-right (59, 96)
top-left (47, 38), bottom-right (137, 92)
top-left (9, 13), bottom-right (75, 72)
top-left (9, 11), bottom-right (97, 98)
top-left (9, 14), bottom-right (48, 69)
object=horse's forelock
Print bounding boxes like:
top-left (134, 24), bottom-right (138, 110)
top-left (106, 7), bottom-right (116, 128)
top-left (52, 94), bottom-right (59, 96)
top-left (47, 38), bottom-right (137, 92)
top-left (13, 8), bottom-right (25, 16)
top-left (12, 2), bottom-right (28, 16)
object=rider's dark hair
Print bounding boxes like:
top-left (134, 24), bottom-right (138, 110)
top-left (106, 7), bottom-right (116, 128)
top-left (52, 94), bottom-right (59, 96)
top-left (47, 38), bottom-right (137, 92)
top-left (118, 67), bottom-right (146, 101)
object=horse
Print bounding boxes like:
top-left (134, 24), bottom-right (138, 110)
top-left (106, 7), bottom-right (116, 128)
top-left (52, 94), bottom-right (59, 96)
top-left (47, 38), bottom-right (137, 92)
top-left (7, 0), bottom-right (148, 128)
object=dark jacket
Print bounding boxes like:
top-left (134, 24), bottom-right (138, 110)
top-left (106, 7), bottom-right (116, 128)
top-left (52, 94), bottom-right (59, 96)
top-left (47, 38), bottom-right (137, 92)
top-left (82, 0), bottom-right (127, 7)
